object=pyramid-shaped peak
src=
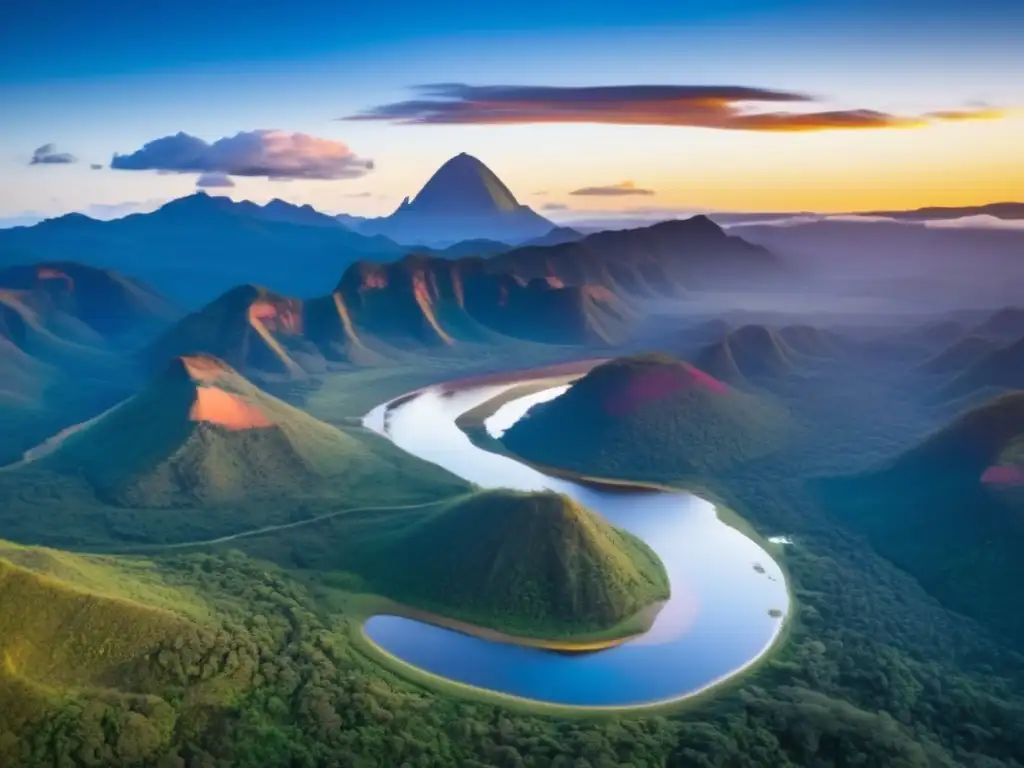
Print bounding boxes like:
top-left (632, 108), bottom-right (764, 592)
top-left (408, 153), bottom-right (521, 215)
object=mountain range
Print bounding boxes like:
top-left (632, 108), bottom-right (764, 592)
top-left (0, 194), bottom-right (409, 305)
top-left (134, 215), bottom-right (780, 380)
top-left (0, 153), bottom-right (787, 308)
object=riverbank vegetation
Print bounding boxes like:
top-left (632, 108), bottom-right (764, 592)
top-left (4, 352), bottom-right (1024, 766)
top-left (355, 489), bottom-right (670, 640)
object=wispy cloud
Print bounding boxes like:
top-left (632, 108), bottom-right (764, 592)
top-left (343, 191), bottom-right (373, 198)
top-left (83, 199), bottom-right (167, 220)
top-left (30, 143), bottom-right (77, 165)
top-left (570, 181), bottom-right (654, 197)
top-left (90, 163), bottom-right (104, 170)
top-left (345, 84), bottom-right (1004, 132)
top-left (924, 107), bottom-right (1005, 122)
top-left (111, 129), bottom-right (374, 180)
top-left (537, 203), bottom-right (709, 223)
top-left (195, 171), bottom-right (235, 188)
top-left (542, 203), bottom-right (569, 211)
top-left (923, 215), bottom-right (1024, 231)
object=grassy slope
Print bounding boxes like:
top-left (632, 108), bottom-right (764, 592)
top-left (502, 353), bottom-right (790, 485)
top-left (917, 334), bottom-right (1000, 375)
top-left (348, 489), bottom-right (669, 639)
top-left (0, 359), bottom-right (471, 549)
top-left (212, 486), bottom-right (667, 641)
top-left (5, 350), bottom-right (1024, 765)
top-left (817, 392), bottom-right (1024, 645)
top-left (37, 357), bottom-right (470, 509)
top-left (939, 335), bottom-right (1024, 400)
top-left (695, 325), bottom-right (796, 386)
top-left (0, 546), bottom-right (199, 740)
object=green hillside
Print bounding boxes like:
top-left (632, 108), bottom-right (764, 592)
top-left (0, 332), bottom-right (51, 407)
top-left (971, 306), bottom-right (1024, 341)
top-left (776, 324), bottom-right (846, 359)
top-left (36, 354), bottom-right (462, 509)
top-left (357, 489), bottom-right (669, 638)
top-left (939, 335), bottom-right (1024, 400)
top-left (139, 284), bottom-right (308, 380)
top-left (694, 325), bottom-right (797, 386)
top-left (0, 545), bottom-right (198, 744)
top-left (0, 261), bottom-right (181, 345)
top-left (917, 334), bottom-right (1001, 375)
top-left (817, 391), bottom-right (1024, 644)
top-left (0, 288), bottom-right (144, 466)
top-left (502, 353), bottom-right (789, 484)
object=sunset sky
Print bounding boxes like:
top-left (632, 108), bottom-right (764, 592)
top-left (2, 0), bottom-right (1022, 224)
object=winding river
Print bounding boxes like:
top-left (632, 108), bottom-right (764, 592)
top-left (361, 379), bottom-right (790, 708)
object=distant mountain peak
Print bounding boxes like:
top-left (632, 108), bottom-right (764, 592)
top-left (405, 152), bottom-right (522, 216)
top-left (354, 153), bottom-right (554, 245)
top-left (157, 192), bottom-right (230, 215)
top-left (648, 215), bottom-right (725, 238)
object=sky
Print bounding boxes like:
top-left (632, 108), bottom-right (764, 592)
top-left (2, 0), bottom-right (1023, 224)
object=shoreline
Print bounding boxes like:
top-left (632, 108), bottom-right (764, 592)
top-left (378, 357), bottom-right (609, 423)
top-left (361, 369), bottom-right (793, 712)
top-left (367, 599), bottom-right (664, 653)
top-left (436, 357), bottom-right (609, 393)
top-left (358, 609), bottom-right (789, 714)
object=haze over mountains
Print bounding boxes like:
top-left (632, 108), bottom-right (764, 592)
top-left (3, 150), bottom-right (1020, 314)
top-left (131, 215), bottom-right (781, 380)
top-left (819, 392), bottom-right (1024, 645)
top-left (4, 155), bottom-right (1024, 766)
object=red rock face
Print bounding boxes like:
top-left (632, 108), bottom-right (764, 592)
top-left (189, 387), bottom-right (272, 430)
top-left (582, 285), bottom-right (616, 302)
top-left (544, 260), bottom-right (565, 288)
top-left (411, 272), bottom-right (433, 307)
top-left (249, 298), bottom-right (303, 335)
top-left (544, 275), bottom-right (565, 289)
top-left (361, 270), bottom-right (388, 290)
top-left (451, 268), bottom-right (465, 308)
top-left (36, 267), bottom-right (74, 292)
top-left (603, 364), bottom-right (727, 417)
top-left (982, 465), bottom-right (1024, 486)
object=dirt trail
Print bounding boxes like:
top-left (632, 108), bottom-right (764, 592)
top-left (121, 497), bottom-right (459, 553)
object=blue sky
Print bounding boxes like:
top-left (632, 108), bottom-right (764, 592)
top-left (2, 0), bottom-right (1023, 222)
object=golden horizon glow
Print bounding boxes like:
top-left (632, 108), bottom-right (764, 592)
top-left (503, 112), bottom-right (1024, 214)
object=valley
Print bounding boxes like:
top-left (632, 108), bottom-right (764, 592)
top-left (2, 148), bottom-right (1024, 766)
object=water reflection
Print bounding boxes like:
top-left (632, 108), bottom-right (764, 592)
top-left (362, 383), bottom-right (789, 707)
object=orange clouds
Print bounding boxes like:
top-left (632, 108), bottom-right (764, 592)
top-left (112, 129), bottom-right (375, 180)
top-left (346, 84), bottom-right (1004, 132)
top-left (570, 181), bottom-right (655, 196)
